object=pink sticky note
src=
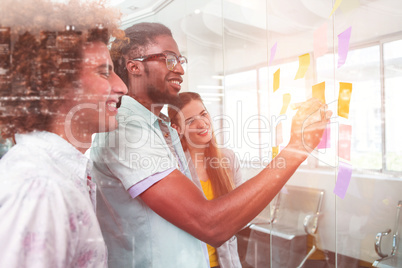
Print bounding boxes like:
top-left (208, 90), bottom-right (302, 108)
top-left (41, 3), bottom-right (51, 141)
top-left (334, 161), bottom-right (352, 199)
top-left (269, 42), bottom-right (277, 66)
top-left (317, 125), bottom-right (331, 149)
top-left (338, 27), bottom-right (352, 68)
top-left (314, 23), bottom-right (328, 58)
top-left (339, 124), bottom-right (352, 160)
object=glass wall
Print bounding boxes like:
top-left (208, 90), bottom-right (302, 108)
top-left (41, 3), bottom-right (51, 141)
top-left (1, 0), bottom-right (401, 267)
top-left (123, 0), bottom-right (402, 267)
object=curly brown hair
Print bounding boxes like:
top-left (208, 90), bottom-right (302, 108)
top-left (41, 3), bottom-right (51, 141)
top-left (0, 0), bottom-right (121, 139)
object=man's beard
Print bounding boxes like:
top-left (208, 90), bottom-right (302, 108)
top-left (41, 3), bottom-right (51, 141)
top-left (147, 84), bottom-right (179, 106)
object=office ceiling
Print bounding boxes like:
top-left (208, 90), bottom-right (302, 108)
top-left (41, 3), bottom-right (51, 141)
top-left (112, 0), bottom-right (402, 47)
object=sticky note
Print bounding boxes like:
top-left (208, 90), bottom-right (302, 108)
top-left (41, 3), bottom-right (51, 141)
top-left (294, 53), bottom-right (310, 80)
top-left (338, 27), bottom-right (352, 68)
top-left (339, 124), bottom-right (352, 160)
top-left (275, 122), bottom-right (283, 146)
top-left (334, 161), bottom-right (352, 199)
top-left (280, 93), bottom-right (291, 115)
top-left (312, 81), bottom-right (326, 104)
top-left (273, 68), bottom-right (280, 92)
top-left (272, 146), bottom-right (279, 159)
top-left (382, 199), bottom-right (389, 206)
top-left (338, 82), bottom-right (352, 119)
top-left (317, 125), bottom-right (331, 149)
top-left (339, 0), bottom-right (359, 13)
top-left (269, 42), bottom-right (277, 65)
top-left (329, 0), bottom-right (343, 17)
top-left (314, 23), bottom-right (328, 58)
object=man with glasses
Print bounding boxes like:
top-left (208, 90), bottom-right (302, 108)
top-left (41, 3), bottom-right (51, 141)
top-left (90, 22), bottom-right (331, 268)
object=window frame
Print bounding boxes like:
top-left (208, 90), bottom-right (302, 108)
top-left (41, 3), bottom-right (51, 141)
top-left (219, 34), bottom-right (402, 176)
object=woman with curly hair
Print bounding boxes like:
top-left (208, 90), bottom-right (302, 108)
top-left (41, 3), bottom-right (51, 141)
top-left (168, 92), bottom-right (243, 268)
top-left (0, 0), bottom-right (127, 267)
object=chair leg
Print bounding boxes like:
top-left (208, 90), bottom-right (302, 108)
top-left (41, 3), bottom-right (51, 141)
top-left (297, 245), bottom-right (316, 268)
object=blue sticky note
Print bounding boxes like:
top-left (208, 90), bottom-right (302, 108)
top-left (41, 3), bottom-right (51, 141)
top-left (333, 161), bottom-right (352, 199)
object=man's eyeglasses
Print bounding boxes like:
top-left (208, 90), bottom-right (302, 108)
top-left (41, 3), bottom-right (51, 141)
top-left (130, 52), bottom-right (187, 72)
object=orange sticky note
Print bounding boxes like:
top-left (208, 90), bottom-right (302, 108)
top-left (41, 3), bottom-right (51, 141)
top-left (280, 93), bottom-right (291, 115)
top-left (329, 0), bottom-right (343, 17)
top-left (312, 81), bottom-right (326, 104)
top-left (338, 82), bottom-right (352, 119)
top-left (273, 68), bottom-right (280, 92)
top-left (294, 53), bottom-right (310, 80)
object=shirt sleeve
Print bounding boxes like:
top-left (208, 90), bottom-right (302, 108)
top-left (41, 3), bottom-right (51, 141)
top-left (91, 114), bottom-right (178, 190)
top-left (128, 168), bottom-right (176, 198)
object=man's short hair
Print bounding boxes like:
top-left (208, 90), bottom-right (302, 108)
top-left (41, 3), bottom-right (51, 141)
top-left (110, 22), bottom-right (173, 86)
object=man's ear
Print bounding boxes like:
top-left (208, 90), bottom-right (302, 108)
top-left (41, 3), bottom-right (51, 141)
top-left (126, 60), bottom-right (142, 76)
top-left (171, 123), bottom-right (182, 135)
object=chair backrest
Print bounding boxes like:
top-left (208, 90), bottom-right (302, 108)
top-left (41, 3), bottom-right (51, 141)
top-left (373, 200), bottom-right (402, 267)
top-left (272, 185), bottom-right (325, 235)
top-left (391, 200), bottom-right (401, 257)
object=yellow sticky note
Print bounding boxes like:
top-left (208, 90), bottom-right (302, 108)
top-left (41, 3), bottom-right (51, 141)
top-left (339, 0), bottom-right (359, 13)
top-left (294, 53), bottom-right (310, 80)
top-left (338, 82), bottom-right (352, 119)
top-left (329, 0), bottom-right (343, 17)
top-left (272, 146), bottom-right (279, 159)
top-left (280, 93), bottom-right (291, 115)
top-left (312, 81), bottom-right (326, 104)
top-left (273, 68), bottom-right (280, 92)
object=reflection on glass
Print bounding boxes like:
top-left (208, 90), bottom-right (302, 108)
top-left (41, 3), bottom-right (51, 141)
top-left (317, 46), bottom-right (382, 170)
top-left (224, 70), bottom-right (260, 162)
top-left (384, 39), bottom-right (402, 172)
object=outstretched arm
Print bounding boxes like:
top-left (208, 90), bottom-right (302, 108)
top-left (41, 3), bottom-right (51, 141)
top-left (140, 98), bottom-right (331, 247)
